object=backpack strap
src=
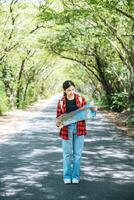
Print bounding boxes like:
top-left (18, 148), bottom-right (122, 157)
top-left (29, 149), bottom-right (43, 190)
top-left (78, 96), bottom-right (82, 107)
top-left (59, 100), bottom-right (64, 113)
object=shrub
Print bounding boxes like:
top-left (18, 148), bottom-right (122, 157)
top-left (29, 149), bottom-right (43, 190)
top-left (111, 92), bottom-right (128, 112)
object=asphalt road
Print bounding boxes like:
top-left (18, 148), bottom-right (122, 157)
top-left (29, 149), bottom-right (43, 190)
top-left (0, 95), bottom-right (134, 200)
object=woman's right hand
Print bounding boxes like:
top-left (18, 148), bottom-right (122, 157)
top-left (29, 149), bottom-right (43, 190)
top-left (56, 121), bottom-right (64, 128)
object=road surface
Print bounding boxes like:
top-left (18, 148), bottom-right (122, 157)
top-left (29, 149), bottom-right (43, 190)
top-left (0, 95), bottom-right (134, 200)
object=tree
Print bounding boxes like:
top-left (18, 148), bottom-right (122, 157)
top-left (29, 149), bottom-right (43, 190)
top-left (39, 0), bottom-right (134, 111)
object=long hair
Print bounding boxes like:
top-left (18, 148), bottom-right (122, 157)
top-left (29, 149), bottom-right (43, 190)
top-left (62, 80), bottom-right (75, 96)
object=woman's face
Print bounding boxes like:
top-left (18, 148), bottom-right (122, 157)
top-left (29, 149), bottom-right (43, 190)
top-left (65, 85), bottom-right (75, 98)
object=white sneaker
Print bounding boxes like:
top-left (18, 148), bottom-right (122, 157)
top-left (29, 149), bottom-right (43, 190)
top-left (72, 179), bottom-right (79, 184)
top-left (64, 179), bottom-right (71, 184)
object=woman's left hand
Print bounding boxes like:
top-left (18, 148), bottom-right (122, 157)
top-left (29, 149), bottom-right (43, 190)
top-left (90, 101), bottom-right (97, 111)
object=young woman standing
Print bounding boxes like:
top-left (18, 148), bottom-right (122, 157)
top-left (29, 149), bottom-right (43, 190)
top-left (56, 80), bottom-right (89, 184)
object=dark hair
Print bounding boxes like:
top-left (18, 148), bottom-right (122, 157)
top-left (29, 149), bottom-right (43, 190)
top-left (62, 80), bottom-right (75, 96)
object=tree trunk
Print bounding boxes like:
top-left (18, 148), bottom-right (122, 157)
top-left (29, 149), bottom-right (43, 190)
top-left (94, 54), bottom-right (113, 105)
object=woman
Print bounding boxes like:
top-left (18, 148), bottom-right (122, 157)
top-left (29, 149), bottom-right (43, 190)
top-left (56, 80), bottom-right (95, 184)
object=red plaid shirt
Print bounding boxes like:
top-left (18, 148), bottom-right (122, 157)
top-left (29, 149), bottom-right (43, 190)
top-left (56, 93), bottom-right (87, 140)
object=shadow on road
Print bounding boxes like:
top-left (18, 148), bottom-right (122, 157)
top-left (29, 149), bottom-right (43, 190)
top-left (0, 96), bottom-right (134, 200)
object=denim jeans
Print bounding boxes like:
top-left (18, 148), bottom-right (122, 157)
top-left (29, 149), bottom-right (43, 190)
top-left (62, 123), bottom-right (84, 181)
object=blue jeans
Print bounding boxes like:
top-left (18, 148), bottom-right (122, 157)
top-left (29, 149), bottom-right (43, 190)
top-left (62, 123), bottom-right (84, 181)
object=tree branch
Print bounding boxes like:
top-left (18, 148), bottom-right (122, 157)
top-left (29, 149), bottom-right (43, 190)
top-left (115, 7), bottom-right (134, 21)
top-left (100, 17), bottom-right (130, 54)
top-left (30, 25), bottom-right (46, 34)
top-left (51, 46), bottom-right (100, 81)
top-left (107, 38), bottom-right (133, 73)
